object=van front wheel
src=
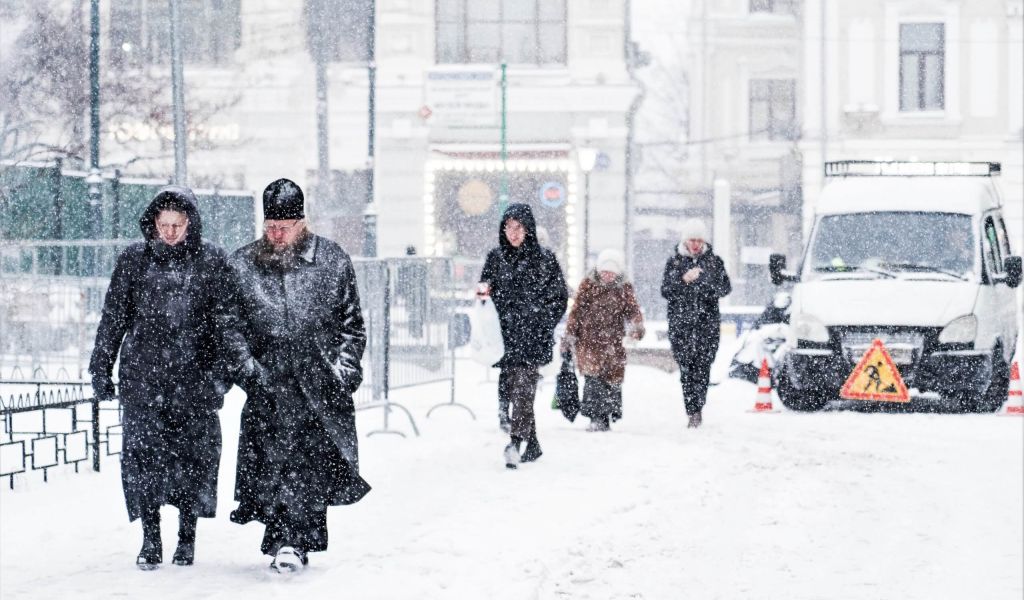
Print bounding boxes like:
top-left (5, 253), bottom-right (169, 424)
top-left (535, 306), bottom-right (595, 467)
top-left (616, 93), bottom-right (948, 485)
top-left (776, 366), bottom-right (829, 412)
top-left (960, 351), bottom-right (1010, 413)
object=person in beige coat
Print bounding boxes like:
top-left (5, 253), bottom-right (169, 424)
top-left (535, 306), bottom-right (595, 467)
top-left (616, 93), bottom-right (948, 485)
top-left (563, 249), bottom-right (645, 431)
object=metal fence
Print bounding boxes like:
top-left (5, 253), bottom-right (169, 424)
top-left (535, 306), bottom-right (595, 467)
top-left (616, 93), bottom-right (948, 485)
top-left (387, 257), bottom-right (474, 420)
top-left (1, 240), bottom-right (129, 369)
top-left (0, 374), bottom-right (122, 489)
top-left (1, 161), bottom-right (256, 252)
top-left (0, 241), bottom-right (460, 487)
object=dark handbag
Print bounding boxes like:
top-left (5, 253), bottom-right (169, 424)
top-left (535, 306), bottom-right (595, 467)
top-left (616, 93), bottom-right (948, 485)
top-left (555, 350), bottom-right (580, 422)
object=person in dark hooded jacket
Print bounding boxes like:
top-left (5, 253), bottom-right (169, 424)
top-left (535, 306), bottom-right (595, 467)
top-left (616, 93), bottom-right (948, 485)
top-left (661, 218), bottom-right (731, 428)
top-left (89, 186), bottom-right (230, 570)
top-left (220, 178), bottom-right (371, 573)
top-left (478, 203), bottom-right (568, 468)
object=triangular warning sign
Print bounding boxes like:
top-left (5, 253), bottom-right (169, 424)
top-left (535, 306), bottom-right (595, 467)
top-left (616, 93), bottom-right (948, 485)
top-left (840, 339), bottom-right (910, 402)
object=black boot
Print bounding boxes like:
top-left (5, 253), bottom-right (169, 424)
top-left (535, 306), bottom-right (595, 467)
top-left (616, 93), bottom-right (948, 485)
top-left (136, 508), bottom-right (162, 570)
top-left (521, 433), bottom-right (543, 462)
top-left (172, 512), bottom-right (197, 566)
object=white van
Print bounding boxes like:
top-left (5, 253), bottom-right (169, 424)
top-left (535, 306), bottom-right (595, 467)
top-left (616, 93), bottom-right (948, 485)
top-left (770, 161), bottom-right (1021, 412)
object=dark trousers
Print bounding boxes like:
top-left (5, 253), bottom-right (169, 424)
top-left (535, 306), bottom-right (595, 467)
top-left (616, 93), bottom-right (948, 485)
top-left (499, 365), bottom-right (541, 440)
top-left (580, 376), bottom-right (623, 424)
top-left (671, 330), bottom-right (719, 416)
top-left (498, 369), bottom-right (511, 425)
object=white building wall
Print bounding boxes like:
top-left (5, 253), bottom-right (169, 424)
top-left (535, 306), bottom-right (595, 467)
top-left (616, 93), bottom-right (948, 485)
top-left (799, 0), bottom-right (1023, 253)
top-left (91, 0), bottom-right (638, 271)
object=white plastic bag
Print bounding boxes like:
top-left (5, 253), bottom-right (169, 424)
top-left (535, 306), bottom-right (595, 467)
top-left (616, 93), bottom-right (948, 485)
top-left (469, 297), bottom-right (505, 366)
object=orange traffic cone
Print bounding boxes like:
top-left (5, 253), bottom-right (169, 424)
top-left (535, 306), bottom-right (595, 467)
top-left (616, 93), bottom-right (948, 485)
top-left (748, 358), bottom-right (780, 413)
top-left (999, 361), bottom-right (1023, 416)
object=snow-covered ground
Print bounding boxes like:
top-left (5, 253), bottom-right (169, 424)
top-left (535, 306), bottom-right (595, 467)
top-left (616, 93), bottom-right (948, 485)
top-left (2, 344), bottom-right (1022, 600)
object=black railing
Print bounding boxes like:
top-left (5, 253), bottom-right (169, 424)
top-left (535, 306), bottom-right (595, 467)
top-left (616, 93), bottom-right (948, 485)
top-left (1, 251), bottom-right (465, 486)
top-left (1, 380), bottom-right (122, 489)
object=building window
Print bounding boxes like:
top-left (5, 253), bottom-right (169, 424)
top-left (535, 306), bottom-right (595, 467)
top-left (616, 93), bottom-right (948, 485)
top-left (899, 23), bottom-right (944, 111)
top-left (109, 0), bottom-right (241, 67)
top-left (305, 0), bottom-right (373, 63)
top-left (749, 79), bottom-right (797, 140)
top-left (749, 0), bottom-right (796, 15)
top-left (436, 0), bottom-right (566, 65)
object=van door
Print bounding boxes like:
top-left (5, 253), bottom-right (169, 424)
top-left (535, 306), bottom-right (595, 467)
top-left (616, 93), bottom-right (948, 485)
top-left (979, 213), bottom-right (1015, 361)
top-left (995, 215), bottom-right (1019, 362)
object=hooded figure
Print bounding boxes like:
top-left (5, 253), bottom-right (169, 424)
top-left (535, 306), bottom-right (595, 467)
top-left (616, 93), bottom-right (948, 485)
top-left (564, 248), bottom-right (645, 431)
top-left (220, 178), bottom-right (370, 572)
top-left (478, 203), bottom-right (568, 468)
top-left (661, 218), bottom-right (731, 427)
top-left (89, 185), bottom-right (230, 569)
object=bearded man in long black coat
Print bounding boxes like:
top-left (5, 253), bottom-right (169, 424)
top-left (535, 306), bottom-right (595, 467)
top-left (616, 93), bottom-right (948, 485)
top-left (222, 178), bottom-right (371, 573)
top-left (478, 203), bottom-right (568, 469)
top-left (90, 186), bottom-right (230, 569)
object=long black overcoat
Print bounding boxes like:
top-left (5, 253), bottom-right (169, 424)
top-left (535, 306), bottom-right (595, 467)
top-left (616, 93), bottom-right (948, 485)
top-left (222, 233), bottom-right (371, 523)
top-left (479, 203), bottom-right (568, 367)
top-left (89, 187), bottom-right (229, 521)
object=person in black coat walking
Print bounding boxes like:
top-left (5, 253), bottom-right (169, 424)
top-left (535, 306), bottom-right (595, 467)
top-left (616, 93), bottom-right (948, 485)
top-left (89, 186), bottom-right (230, 569)
top-left (661, 218), bottom-right (732, 428)
top-left (478, 203), bottom-right (568, 468)
top-left (220, 179), bottom-right (371, 573)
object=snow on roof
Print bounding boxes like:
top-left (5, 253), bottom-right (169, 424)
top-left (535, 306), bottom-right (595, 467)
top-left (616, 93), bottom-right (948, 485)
top-left (817, 177), bottom-right (1001, 216)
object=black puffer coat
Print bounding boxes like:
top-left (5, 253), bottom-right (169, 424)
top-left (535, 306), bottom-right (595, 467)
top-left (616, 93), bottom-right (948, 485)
top-left (661, 242), bottom-right (732, 350)
top-left (222, 232), bottom-right (371, 526)
top-left (479, 203), bottom-right (568, 367)
top-left (89, 186), bottom-right (229, 521)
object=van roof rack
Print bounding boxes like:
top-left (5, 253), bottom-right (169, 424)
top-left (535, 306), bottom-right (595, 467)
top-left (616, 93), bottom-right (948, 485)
top-left (824, 161), bottom-right (1001, 177)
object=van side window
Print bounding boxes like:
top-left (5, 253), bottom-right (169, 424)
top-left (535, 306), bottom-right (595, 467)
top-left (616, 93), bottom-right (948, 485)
top-left (983, 216), bottom-right (1003, 276)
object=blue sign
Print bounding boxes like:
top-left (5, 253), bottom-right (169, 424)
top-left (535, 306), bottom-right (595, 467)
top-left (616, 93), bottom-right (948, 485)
top-left (539, 181), bottom-right (565, 208)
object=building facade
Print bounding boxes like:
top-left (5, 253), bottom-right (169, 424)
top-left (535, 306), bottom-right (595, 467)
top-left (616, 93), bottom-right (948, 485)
top-left (89, 0), bottom-right (640, 285)
top-left (632, 0), bottom-right (1022, 313)
top-left (799, 0), bottom-right (1024, 253)
top-left (632, 0), bottom-right (804, 312)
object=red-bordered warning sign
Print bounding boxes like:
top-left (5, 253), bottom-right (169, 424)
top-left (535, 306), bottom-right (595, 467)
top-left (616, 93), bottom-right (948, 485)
top-left (840, 339), bottom-right (910, 402)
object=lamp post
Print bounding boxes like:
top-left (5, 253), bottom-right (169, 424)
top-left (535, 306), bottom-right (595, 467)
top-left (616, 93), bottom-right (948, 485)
top-left (577, 147), bottom-right (598, 269)
top-left (169, 0), bottom-right (187, 184)
top-left (499, 62), bottom-right (509, 216)
top-left (88, 0), bottom-right (102, 239)
top-left (363, 0), bottom-right (377, 257)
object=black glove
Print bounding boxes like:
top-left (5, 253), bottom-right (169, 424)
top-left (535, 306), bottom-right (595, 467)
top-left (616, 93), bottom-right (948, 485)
top-left (91, 375), bottom-right (116, 401)
top-left (212, 378), bottom-right (230, 396)
top-left (204, 370), bottom-right (230, 397)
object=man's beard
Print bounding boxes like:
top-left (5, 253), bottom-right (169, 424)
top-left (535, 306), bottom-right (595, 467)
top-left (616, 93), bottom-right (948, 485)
top-left (254, 229), bottom-right (311, 271)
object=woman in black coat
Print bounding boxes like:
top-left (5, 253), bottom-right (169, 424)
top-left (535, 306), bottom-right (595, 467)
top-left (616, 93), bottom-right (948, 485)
top-left (478, 203), bottom-right (568, 468)
top-left (661, 218), bottom-right (731, 428)
top-left (89, 186), bottom-right (230, 569)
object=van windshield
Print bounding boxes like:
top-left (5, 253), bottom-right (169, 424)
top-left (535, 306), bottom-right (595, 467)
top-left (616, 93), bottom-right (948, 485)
top-left (806, 212), bottom-right (975, 281)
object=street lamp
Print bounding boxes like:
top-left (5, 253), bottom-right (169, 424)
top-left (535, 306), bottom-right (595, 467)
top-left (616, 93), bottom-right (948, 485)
top-left (169, 0), bottom-right (188, 184)
top-left (88, 0), bottom-right (102, 240)
top-left (577, 147), bottom-right (598, 269)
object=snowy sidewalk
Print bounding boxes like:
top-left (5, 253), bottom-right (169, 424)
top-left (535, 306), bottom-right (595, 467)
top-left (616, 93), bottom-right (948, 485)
top-left (1, 359), bottom-right (1022, 600)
